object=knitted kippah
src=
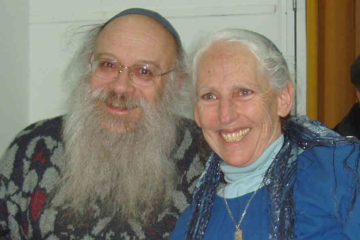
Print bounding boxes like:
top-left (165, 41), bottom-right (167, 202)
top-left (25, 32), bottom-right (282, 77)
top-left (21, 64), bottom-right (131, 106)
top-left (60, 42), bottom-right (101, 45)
top-left (103, 8), bottom-right (182, 48)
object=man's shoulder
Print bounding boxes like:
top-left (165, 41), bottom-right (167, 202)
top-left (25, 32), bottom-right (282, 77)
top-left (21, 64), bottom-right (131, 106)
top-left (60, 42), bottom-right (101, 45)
top-left (21, 115), bottom-right (64, 136)
top-left (1, 116), bottom-right (65, 176)
top-left (8, 116), bottom-right (64, 148)
top-left (0, 116), bottom-right (68, 239)
top-left (175, 116), bottom-right (210, 158)
top-left (170, 117), bottom-right (210, 214)
top-left (173, 116), bottom-right (210, 174)
top-left (177, 117), bottom-right (200, 133)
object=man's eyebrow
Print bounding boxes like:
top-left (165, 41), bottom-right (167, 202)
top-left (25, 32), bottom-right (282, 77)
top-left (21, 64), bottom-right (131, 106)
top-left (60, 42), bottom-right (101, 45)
top-left (134, 60), bottom-right (161, 68)
top-left (94, 52), bottom-right (117, 59)
top-left (94, 52), bottom-right (161, 68)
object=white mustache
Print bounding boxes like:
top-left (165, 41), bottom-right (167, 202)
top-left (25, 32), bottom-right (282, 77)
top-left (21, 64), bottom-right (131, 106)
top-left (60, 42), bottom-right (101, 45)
top-left (92, 88), bottom-right (142, 109)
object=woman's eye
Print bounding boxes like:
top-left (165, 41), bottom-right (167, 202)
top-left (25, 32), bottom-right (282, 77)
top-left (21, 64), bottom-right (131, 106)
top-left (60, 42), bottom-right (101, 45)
top-left (200, 93), bottom-right (217, 100)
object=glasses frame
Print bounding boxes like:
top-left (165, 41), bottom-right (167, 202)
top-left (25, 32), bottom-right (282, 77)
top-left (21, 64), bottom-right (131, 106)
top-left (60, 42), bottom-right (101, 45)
top-left (89, 55), bottom-right (174, 87)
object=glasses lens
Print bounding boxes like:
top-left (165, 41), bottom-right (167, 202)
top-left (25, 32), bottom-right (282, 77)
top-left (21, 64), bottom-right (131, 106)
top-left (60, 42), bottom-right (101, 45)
top-left (90, 58), bottom-right (166, 87)
top-left (92, 59), bottom-right (118, 80)
top-left (131, 64), bottom-right (160, 86)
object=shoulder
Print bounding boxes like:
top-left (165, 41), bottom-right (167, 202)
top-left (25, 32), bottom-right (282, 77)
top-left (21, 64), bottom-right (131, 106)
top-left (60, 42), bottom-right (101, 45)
top-left (293, 142), bottom-right (360, 238)
top-left (177, 117), bottom-right (202, 139)
top-left (0, 116), bottom-right (66, 238)
top-left (296, 142), bottom-right (360, 188)
top-left (295, 142), bottom-right (360, 206)
top-left (172, 117), bottom-right (211, 208)
top-left (1, 116), bottom-right (65, 180)
top-left (297, 142), bottom-right (360, 171)
top-left (174, 117), bottom-right (210, 163)
top-left (7, 116), bottom-right (64, 149)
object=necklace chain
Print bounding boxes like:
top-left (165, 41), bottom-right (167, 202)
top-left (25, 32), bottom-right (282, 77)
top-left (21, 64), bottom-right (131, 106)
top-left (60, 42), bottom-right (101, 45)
top-left (222, 184), bottom-right (262, 240)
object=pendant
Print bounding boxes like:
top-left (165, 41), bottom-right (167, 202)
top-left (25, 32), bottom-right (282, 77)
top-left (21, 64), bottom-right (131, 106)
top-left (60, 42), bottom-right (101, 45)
top-left (235, 229), bottom-right (242, 240)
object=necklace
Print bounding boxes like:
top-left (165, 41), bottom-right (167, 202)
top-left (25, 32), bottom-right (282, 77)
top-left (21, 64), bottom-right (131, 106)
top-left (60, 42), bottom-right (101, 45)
top-left (222, 184), bottom-right (262, 240)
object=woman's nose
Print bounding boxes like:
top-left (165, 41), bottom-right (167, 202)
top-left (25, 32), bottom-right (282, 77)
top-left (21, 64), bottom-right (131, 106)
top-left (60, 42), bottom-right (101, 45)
top-left (219, 98), bottom-right (238, 124)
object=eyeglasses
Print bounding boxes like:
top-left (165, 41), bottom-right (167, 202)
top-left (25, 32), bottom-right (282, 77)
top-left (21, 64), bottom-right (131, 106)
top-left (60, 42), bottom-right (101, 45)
top-left (90, 58), bottom-right (173, 87)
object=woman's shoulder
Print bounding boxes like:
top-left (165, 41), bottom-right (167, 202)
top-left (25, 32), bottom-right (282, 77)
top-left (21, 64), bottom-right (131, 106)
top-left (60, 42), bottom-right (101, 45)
top-left (293, 141), bottom-right (360, 238)
top-left (294, 141), bottom-right (360, 209)
top-left (297, 141), bottom-right (360, 170)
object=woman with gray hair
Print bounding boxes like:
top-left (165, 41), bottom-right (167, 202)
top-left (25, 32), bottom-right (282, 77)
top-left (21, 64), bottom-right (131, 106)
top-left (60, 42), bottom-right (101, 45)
top-left (170, 29), bottom-right (360, 239)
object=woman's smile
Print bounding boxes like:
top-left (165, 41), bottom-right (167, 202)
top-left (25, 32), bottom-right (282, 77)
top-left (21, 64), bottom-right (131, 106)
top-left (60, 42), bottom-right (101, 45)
top-left (220, 128), bottom-right (250, 143)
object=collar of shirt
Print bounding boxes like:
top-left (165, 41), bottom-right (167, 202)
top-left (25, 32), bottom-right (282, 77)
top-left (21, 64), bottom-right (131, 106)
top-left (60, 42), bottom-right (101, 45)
top-left (218, 135), bottom-right (284, 199)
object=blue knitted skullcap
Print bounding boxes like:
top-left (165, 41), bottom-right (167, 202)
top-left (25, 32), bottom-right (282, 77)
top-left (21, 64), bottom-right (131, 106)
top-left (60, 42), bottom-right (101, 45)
top-left (103, 8), bottom-right (182, 48)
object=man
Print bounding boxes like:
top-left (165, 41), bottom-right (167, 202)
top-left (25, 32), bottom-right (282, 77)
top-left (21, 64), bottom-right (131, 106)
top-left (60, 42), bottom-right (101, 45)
top-left (0, 8), bottom-right (208, 239)
top-left (334, 55), bottom-right (360, 139)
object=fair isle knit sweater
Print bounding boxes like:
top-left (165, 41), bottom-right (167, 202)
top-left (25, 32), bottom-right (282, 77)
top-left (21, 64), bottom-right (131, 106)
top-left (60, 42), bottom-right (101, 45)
top-left (0, 116), bottom-right (209, 240)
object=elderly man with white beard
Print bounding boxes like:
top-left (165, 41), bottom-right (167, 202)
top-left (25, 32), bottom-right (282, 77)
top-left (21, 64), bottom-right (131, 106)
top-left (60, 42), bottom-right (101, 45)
top-left (0, 8), bottom-right (209, 240)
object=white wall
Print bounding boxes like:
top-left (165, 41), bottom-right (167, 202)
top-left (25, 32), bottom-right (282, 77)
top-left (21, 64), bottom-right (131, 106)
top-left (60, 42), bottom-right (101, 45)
top-left (0, 0), bottom-right (29, 155)
top-left (0, 0), bottom-right (306, 154)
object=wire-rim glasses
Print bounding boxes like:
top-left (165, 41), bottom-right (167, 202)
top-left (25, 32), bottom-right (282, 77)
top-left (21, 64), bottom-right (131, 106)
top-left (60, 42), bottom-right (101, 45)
top-left (90, 57), bottom-right (173, 87)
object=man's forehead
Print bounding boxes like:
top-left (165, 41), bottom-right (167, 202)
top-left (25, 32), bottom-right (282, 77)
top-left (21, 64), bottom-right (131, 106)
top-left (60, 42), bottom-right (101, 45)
top-left (103, 8), bottom-right (181, 46)
top-left (97, 15), bottom-right (177, 50)
top-left (103, 14), bottom-right (163, 33)
top-left (94, 15), bottom-right (177, 67)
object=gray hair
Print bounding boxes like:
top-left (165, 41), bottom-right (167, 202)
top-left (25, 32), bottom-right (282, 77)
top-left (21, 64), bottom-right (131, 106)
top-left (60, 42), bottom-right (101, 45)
top-left (190, 28), bottom-right (291, 103)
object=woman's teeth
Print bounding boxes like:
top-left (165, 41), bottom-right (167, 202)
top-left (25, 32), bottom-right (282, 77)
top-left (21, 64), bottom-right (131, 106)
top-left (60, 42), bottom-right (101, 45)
top-left (221, 128), bottom-right (250, 142)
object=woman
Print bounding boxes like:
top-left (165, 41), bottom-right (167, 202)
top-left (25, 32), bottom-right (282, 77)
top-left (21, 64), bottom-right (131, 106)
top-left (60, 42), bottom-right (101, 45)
top-left (170, 29), bottom-right (360, 239)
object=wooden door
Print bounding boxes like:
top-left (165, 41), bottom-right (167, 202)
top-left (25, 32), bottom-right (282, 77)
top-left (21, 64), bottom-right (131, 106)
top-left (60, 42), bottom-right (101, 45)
top-left (307, 0), bottom-right (360, 128)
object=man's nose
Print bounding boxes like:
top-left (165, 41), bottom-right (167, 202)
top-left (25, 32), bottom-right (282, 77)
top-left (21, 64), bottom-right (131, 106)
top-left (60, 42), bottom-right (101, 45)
top-left (110, 68), bottom-right (135, 94)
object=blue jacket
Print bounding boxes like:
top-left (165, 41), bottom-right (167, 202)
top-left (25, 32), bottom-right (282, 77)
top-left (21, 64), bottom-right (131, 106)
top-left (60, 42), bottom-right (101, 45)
top-left (170, 117), bottom-right (360, 239)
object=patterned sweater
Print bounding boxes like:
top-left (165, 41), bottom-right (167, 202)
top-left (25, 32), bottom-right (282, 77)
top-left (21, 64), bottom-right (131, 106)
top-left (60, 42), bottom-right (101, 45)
top-left (0, 116), bottom-right (209, 239)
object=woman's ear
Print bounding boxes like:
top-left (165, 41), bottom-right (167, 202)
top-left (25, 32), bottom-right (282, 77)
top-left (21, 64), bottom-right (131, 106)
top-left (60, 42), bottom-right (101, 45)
top-left (193, 105), bottom-right (201, 128)
top-left (277, 80), bottom-right (294, 117)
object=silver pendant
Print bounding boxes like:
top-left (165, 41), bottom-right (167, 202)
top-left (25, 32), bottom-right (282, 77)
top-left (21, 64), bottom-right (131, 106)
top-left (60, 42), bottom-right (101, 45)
top-left (235, 229), bottom-right (242, 240)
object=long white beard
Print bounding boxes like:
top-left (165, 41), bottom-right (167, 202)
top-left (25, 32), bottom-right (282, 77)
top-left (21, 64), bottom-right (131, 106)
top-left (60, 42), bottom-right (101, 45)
top-left (52, 77), bottom-right (179, 222)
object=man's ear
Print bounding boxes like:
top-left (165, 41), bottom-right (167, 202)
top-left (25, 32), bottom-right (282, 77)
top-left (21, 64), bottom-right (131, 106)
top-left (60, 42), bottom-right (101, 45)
top-left (277, 80), bottom-right (294, 117)
top-left (174, 72), bottom-right (185, 90)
